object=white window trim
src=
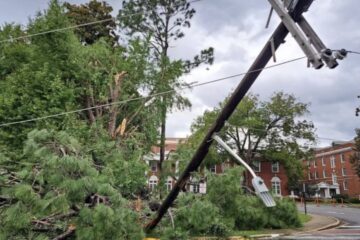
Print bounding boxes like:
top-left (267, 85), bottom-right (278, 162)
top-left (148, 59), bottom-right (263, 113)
top-left (330, 156), bottom-right (336, 169)
top-left (151, 161), bottom-right (158, 172)
top-left (313, 160), bottom-right (317, 168)
top-left (342, 168), bottom-right (347, 176)
top-left (210, 165), bottom-right (216, 173)
top-left (271, 177), bottom-right (281, 196)
top-left (308, 172), bottom-right (312, 180)
top-left (322, 170), bottom-right (326, 178)
top-left (165, 180), bottom-right (172, 191)
top-left (343, 180), bottom-right (348, 190)
top-left (321, 157), bottom-right (326, 166)
top-left (332, 173), bottom-right (337, 184)
top-left (314, 171), bottom-right (318, 179)
top-left (149, 175), bottom-right (158, 190)
top-left (271, 162), bottom-right (279, 173)
top-left (253, 161), bottom-right (261, 173)
top-left (340, 154), bottom-right (345, 163)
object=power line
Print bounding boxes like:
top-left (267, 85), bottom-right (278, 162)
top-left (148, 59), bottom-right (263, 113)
top-left (0, 0), bottom-right (202, 44)
top-left (0, 56), bottom-right (306, 128)
top-left (0, 18), bottom-right (113, 43)
top-left (347, 50), bottom-right (360, 55)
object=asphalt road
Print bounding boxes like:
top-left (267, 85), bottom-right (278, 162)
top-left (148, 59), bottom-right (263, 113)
top-left (297, 203), bottom-right (360, 225)
top-left (281, 204), bottom-right (360, 239)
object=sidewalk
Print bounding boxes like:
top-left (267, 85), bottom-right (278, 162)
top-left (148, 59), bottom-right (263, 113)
top-left (249, 213), bottom-right (341, 239)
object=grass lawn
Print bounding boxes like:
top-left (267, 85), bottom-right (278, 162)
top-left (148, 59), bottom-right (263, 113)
top-left (299, 212), bottom-right (312, 224)
top-left (230, 230), bottom-right (265, 237)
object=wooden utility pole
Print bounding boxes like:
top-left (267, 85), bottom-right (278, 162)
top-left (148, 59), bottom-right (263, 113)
top-left (145, 0), bottom-right (344, 231)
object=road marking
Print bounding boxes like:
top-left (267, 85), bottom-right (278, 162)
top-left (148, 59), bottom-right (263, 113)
top-left (327, 211), bottom-right (345, 214)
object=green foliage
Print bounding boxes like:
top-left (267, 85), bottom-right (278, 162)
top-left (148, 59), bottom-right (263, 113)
top-left (118, 0), bottom-right (214, 193)
top-left (160, 227), bottom-right (189, 240)
top-left (76, 205), bottom-right (143, 240)
top-left (65, 0), bottom-right (118, 45)
top-left (0, 129), bottom-right (145, 239)
top-left (205, 167), bottom-right (301, 231)
top-left (233, 196), bottom-right (268, 230)
top-left (206, 167), bottom-right (243, 219)
top-left (183, 92), bottom-right (315, 189)
top-left (174, 194), bottom-right (229, 237)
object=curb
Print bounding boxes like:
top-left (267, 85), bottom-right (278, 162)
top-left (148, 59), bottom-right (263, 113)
top-left (312, 215), bottom-right (341, 232)
top-left (296, 214), bottom-right (341, 234)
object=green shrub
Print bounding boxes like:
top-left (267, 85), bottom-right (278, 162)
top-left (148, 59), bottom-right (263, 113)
top-left (266, 198), bottom-right (301, 229)
top-left (160, 227), bottom-right (189, 240)
top-left (174, 195), bottom-right (229, 237)
top-left (349, 198), bottom-right (360, 204)
top-left (333, 194), bottom-right (349, 203)
top-left (234, 196), bottom-right (267, 230)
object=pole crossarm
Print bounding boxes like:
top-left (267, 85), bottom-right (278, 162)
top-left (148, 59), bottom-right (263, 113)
top-left (144, 0), bottom-right (314, 232)
top-left (268, 0), bottom-right (323, 69)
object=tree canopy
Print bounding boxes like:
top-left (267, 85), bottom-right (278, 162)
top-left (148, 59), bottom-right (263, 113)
top-left (179, 92), bottom-right (316, 189)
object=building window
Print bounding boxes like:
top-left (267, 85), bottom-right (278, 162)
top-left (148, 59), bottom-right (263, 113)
top-left (165, 177), bottom-right (173, 191)
top-left (210, 165), bottom-right (216, 173)
top-left (343, 180), bottom-right (348, 190)
top-left (192, 183), bottom-right (200, 193)
top-left (323, 170), bottom-right (326, 178)
top-left (271, 177), bottom-right (281, 196)
top-left (342, 168), bottom-right (347, 176)
top-left (332, 173), bottom-right (337, 185)
top-left (151, 161), bottom-right (158, 172)
top-left (253, 161), bottom-right (261, 172)
top-left (308, 172), bottom-right (312, 180)
top-left (322, 157), bottom-right (326, 166)
top-left (307, 160), bottom-right (310, 168)
top-left (330, 155), bottom-right (336, 168)
top-left (271, 162), bottom-right (279, 173)
top-left (314, 171), bottom-right (318, 179)
top-left (313, 160), bottom-right (317, 168)
top-left (149, 175), bottom-right (158, 190)
top-left (340, 154), bottom-right (345, 163)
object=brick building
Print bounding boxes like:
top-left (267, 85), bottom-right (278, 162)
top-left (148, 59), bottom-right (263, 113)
top-left (143, 138), bottom-right (185, 191)
top-left (210, 160), bottom-right (290, 197)
top-left (144, 138), bottom-right (290, 197)
top-left (302, 141), bottom-right (360, 199)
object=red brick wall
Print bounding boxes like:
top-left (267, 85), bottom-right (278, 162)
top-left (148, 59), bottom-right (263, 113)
top-left (257, 162), bottom-right (289, 196)
top-left (217, 161), bottom-right (290, 196)
top-left (302, 142), bottom-right (360, 198)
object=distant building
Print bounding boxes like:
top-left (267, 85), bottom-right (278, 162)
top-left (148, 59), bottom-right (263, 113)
top-left (143, 138), bottom-right (184, 191)
top-left (144, 138), bottom-right (290, 197)
top-left (302, 141), bottom-right (360, 199)
top-left (211, 159), bottom-right (290, 197)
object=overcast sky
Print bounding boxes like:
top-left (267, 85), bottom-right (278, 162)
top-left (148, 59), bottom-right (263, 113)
top-left (1, 0), bottom-right (359, 147)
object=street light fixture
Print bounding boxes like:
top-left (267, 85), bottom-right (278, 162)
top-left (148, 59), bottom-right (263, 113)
top-left (212, 135), bottom-right (276, 207)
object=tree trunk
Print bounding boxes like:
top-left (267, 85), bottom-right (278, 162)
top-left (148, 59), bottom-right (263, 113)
top-left (85, 96), bottom-right (96, 125)
top-left (108, 71), bottom-right (126, 137)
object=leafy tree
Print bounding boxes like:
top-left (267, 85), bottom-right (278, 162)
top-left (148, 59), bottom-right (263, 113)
top-left (0, 0), bottom-right (159, 150)
top-left (0, 129), bottom-right (145, 239)
top-left (64, 0), bottom-right (118, 46)
top-left (118, 0), bottom-right (214, 188)
top-left (350, 128), bottom-right (360, 177)
top-left (0, 1), bottom-right (80, 149)
top-left (184, 92), bottom-right (315, 189)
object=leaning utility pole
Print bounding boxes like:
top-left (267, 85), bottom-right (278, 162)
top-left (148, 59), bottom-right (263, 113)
top-left (145, 0), bottom-right (346, 231)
